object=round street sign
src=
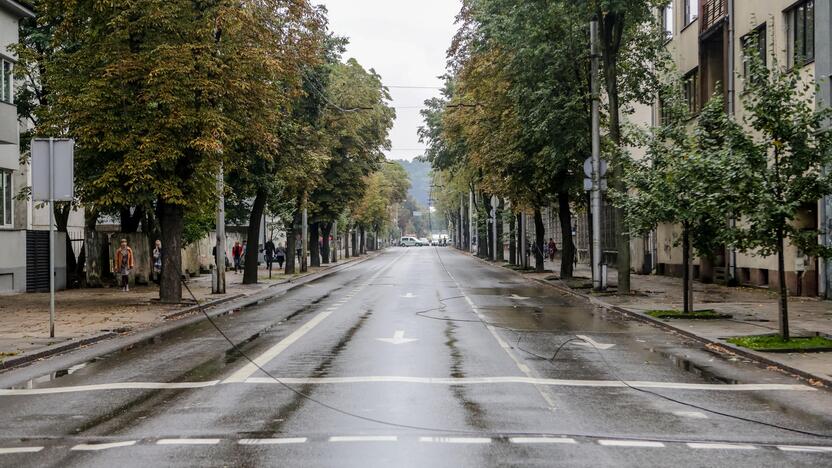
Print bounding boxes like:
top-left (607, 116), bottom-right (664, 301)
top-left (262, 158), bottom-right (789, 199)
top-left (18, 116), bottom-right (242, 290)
top-left (583, 157), bottom-right (608, 178)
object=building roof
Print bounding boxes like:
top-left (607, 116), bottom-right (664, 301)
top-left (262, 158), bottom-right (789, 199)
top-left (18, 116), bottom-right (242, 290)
top-left (0, 0), bottom-right (35, 19)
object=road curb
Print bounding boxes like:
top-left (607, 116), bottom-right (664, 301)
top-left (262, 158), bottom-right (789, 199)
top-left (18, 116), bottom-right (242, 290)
top-left (464, 251), bottom-right (831, 389)
top-left (0, 252), bottom-right (382, 374)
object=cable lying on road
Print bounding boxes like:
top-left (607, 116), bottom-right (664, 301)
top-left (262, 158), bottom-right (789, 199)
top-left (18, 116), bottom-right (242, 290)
top-left (429, 247), bottom-right (832, 440)
top-left (178, 250), bottom-right (831, 441)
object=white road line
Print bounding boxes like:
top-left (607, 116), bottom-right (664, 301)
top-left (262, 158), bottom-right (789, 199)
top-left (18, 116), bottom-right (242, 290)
top-left (0, 381), bottom-right (220, 396)
top-left (242, 376), bottom-right (814, 392)
top-left (509, 437), bottom-right (577, 444)
top-left (329, 436), bottom-right (398, 443)
top-left (673, 411), bottom-right (708, 419)
top-left (419, 437), bottom-right (491, 444)
top-left (687, 443), bottom-right (756, 450)
top-left (238, 438), bottom-right (307, 445)
top-left (157, 439), bottom-right (220, 445)
top-left (0, 447), bottom-right (44, 454)
top-left (71, 441), bottom-right (137, 451)
top-left (222, 310), bottom-right (335, 383)
top-left (598, 440), bottom-right (665, 448)
top-left (778, 445), bottom-right (832, 453)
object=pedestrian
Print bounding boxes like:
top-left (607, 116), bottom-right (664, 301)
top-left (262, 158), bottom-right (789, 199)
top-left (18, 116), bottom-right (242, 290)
top-left (114, 238), bottom-right (134, 292)
top-left (548, 238), bottom-right (557, 262)
top-left (232, 241), bottom-right (243, 274)
top-left (152, 239), bottom-right (162, 284)
top-left (275, 243), bottom-right (286, 269)
top-left (264, 238), bottom-right (276, 278)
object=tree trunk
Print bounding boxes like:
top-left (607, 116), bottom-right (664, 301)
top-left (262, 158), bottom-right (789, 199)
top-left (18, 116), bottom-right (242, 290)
top-left (359, 226), bottom-right (366, 254)
top-left (682, 222), bottom-right (692, 314)
top-left (310, 222), bottom-right (321, 267)
top-left (344, 225), bottom-right (351, 258)
top-left (601, 20), bottom-right (631, 294)
top-left (463, 201), bottom-right (470, 251)
top-left (321, 222), bottom-right (331, 265)
top-left (243, 189), bottom-right (266, 285)
top-left (54, 202), bottom-right (78, 288)
top-left (484, 195), bottom-right (493, 260)
top-left (558, 192), bottom-right (575, 279)
top-left (533, 207), bottom-right (545, 273)
top-left (158, 201), bottom-right (184, 303)
top-left (777, 227), bottom-right (790, 340)
top-left (285, 210), bottom-right (300, 275)
top-left (508, 210), bottom-right (516, 265)
top-left (351, 227), bottom-right (358, 257)
top-left (516, 213), bottom-right (523, 266)
top-left (496, 199), bottom-right (504, 262)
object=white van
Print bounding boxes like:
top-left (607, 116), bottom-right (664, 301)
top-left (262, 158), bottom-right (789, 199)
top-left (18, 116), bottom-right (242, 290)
top-left (400, 237), bottom-right (418, 247)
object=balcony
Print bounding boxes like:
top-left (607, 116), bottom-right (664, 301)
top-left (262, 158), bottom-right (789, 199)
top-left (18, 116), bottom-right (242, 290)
top-left (0, 102), bottom-right (18, 146)
top-left (701, 0), bottom-right (727, 33)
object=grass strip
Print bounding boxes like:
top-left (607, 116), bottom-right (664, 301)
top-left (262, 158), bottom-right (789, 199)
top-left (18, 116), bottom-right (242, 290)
top-left (646, 309), bottom-right (731, 320)
top-left (727, 335), bottom-right (832, 351)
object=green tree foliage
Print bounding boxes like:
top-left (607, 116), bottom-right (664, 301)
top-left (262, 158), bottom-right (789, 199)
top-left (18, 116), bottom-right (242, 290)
top-left (622, 79), bottom-right (748, 313)
top-left (731, 54), bottom-right (832, 339)
top-left (41, 0), bottom-right (324, 301)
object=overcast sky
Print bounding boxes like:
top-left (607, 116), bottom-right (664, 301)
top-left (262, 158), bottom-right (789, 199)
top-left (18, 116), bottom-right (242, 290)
top-left (315, 0), bottom-right (460, 161)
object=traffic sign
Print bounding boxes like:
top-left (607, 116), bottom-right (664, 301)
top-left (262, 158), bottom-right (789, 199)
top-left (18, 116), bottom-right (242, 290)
top-left (583, 157), bottom-right (608, 178)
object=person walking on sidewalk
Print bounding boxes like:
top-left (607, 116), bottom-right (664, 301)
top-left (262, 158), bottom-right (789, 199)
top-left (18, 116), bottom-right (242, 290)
top-left (276, 243), bottom-right (286, 270)
top-left (115, 239), bottom-right (134, 292)
top-left (232, 241), bottom-right (243, 274)
top-left (152, 239), bottom-right (162, 285)
top-left (548, 238), bottom-right (557, 262)
top-left (264, 238), bottom-right (276, 278)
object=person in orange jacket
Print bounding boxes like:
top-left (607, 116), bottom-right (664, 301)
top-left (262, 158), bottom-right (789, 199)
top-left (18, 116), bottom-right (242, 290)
top-left (115, 238), bottom-right (135, 292)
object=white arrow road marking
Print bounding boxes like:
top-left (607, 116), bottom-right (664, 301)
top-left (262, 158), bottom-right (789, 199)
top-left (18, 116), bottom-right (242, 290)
top-left (71, 441), bottom-right (137, 451)
top-left (574, 335), bottom-right (616, 350)
top-left (509, 294), bottom-right (530, 300)
top-left (401, 293), bottom-right (416, 298)
top-left (376, 330), bottom-right (418, 345)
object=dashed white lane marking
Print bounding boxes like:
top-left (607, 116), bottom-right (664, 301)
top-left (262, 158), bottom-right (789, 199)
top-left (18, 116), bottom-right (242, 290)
top-left (419, 437), bottom-right (491, 444)
top-left (688, 443), bottom-right (756, 450)
top-left (674, 411), bottom-right (708, 419)
top-left (71, 441), bottom-right (137, 451)
top-left (777, 445), bottom-right (832, 453)
top-left (510, 437), bottom-right (577, 444)
top-left (0, 447), bottom-right (44, 454)
top-left (156, 439), bottom-right (220, 445)
top-left (598, 440), bottom-right (665, 448)
top-left (329, 436), bottom-right (398, 443)
top-left (0, 381), bottom-right (221, 396)
top-left (238, 438), bottom-right (307, 445)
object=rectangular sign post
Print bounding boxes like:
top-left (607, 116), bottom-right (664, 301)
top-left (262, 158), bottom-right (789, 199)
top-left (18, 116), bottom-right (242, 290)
top-left (31, 138), bottom-right (75, 338)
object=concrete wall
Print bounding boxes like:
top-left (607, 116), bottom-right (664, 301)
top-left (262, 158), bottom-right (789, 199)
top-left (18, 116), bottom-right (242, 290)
top-left (0, 229), bottom-right (24, 291)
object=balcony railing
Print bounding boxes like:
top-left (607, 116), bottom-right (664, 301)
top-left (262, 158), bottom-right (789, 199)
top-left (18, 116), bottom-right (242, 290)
top-left (701, 0), bottom-right (727, 33)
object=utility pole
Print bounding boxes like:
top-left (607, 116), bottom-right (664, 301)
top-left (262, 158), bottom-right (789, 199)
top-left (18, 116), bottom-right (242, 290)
top-left (469, 191), bottom-right (475, 253)
top-left (520, 212), bottom-right (528, 269)
top-left (213, 166), bottom-right (226, 294)
top-left (590, 18), bottom-right (604, 291)
top-left (492, 195), bottom-right (498, 261)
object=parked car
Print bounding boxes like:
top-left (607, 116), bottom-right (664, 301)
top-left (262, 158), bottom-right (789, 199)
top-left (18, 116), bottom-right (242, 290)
top-left (400, 237), bottom-right (418, 247)
top-left (418, 238), bottom-right (430, 247)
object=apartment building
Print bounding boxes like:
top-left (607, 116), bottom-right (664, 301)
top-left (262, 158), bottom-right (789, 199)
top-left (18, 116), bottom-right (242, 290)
top-left (638, 0), bottom-right (828, 297)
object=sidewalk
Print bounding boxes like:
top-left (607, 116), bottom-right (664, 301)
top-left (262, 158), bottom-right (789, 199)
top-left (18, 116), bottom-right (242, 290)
top-left (0, 257), bottom-right (363, 367)
top-left (506, 255), bottom-right (832, 386)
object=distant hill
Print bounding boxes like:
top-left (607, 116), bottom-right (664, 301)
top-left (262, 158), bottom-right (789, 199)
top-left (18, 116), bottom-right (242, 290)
top-left (395, 159), bottom-right (432, 208)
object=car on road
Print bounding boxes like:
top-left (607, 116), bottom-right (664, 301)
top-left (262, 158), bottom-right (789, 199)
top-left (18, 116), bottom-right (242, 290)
top-left (418, 238), bottom-right (430, 246)
top-left (400, 237), bottom-right (418, 247)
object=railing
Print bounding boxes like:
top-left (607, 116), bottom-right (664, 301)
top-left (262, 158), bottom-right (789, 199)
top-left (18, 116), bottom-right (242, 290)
top-left (701, 0), bottom-right (727, 33)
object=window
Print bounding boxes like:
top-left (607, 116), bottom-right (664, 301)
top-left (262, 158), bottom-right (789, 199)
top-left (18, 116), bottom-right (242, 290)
top-left (0, 170), bottom-right (12, 227)
top-left (661, 2), bottom-right (674, 38)
top-left (742, 25), bottom-right (767, 78)
top-left (684, 0), bottom-right (698, 26)
top-left (789, 0), bottom-right (815, 67)
top-left (683, 68), bottom-right (700, 114)
top-left (0, 60), bottom-right (12, 104)
top-left (659, 97), bottom-right (671, 126)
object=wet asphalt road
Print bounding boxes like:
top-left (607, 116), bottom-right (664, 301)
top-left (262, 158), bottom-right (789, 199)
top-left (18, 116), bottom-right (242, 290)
top-left (0, 247), bottom-right (831, 467)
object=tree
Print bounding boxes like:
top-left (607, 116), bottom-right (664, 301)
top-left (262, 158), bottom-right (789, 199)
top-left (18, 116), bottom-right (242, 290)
top-left (731, 54), bottom-right (832, 340)
top-left (621, 80), bottom-right (746, 314)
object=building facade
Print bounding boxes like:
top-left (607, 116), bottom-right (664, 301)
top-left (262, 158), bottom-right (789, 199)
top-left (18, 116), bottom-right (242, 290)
top-left (637, 0), bottom-right (826, 296)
